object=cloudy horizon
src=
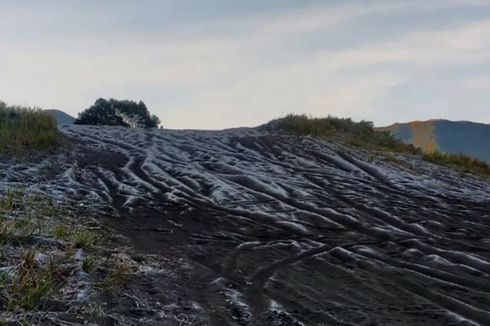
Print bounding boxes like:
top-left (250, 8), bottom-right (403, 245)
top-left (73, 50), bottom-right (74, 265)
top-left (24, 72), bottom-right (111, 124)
top-left (1, 0), bottom-right (489, 129)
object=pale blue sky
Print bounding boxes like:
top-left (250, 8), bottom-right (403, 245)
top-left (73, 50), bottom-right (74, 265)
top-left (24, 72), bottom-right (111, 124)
top-left (1, 0), bottom-right (489, 129)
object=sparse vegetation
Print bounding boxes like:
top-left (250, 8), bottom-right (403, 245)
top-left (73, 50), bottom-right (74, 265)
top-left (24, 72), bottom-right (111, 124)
top-left (0, 189), bottom-right (133, 322)
top-left (82, 256), bottom-right (95, 273)
top-left (267, 114), bottom-right (421, 154)
top-left (99, 254), bottom-right (135, 291)
top-left (7, 247), bottom-right (58, 310)
top-left (422, 151), bottom-right (490, 176)
top-left (268, 114), bottom-right (490, 177)
top-left (0, 101), bottom-right (60, 153)
top-left (0, 191), bottom-right (64, 313)
top-left (73, 229), bottom-right (97, 249)
top-left (53, 224), bottom-right (68, 240)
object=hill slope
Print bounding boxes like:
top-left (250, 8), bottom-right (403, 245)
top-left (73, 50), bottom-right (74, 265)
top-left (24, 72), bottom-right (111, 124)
top-left (44, 109), bottom-right (75, 125)
top-left (380, 120), bottom-right (490, 163)
top-left (1, 125), bottom-right (489, 325)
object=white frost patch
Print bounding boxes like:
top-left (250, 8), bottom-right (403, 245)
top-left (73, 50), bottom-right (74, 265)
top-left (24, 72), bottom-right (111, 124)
top-left (224, 288), bottom-right (252, 322)
top-left (75, 289), bottom-right (90, 302)
top-left (269, 300), bottom-right (306, 326)
top-left (445, 311), bottom-right (480, 326)
top-left (138, 265), bottom-right (168, 275)
top-left (275, 221), bottom-right (309, 234)
top-left (34, 252), bottom-right (49, 265)
top-left (424, 254), bottom-right (454, 266)
top-left (353, 246), bottom-right (380, 257)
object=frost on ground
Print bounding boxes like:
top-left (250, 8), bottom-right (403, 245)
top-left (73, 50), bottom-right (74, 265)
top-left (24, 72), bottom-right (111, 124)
top-left (1, 124), bottom-right (490, 325)
top-left (0, 189), bottom-right (142, 325)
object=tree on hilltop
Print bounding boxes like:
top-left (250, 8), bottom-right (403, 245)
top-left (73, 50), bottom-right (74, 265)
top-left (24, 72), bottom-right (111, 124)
top-left (75, 98), bottom-right (160, 128)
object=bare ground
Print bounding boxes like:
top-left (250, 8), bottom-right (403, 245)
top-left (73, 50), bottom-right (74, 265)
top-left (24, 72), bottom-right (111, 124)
top-left (2, 125), bottom-right (490, 325)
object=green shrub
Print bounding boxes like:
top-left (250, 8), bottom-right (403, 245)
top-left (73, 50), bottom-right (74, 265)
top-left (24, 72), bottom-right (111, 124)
top-left (0, 102), bottom-right (60, 153)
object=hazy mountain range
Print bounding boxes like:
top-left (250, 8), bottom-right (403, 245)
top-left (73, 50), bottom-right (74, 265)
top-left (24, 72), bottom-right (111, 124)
top-left (44, 109), bottom-right (75, 125)
top-left (379, 120), bottom-right (490, 163)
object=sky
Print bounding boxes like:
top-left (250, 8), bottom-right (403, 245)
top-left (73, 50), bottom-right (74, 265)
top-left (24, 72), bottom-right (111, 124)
top-left (0, 0), bottom-right (489, 129)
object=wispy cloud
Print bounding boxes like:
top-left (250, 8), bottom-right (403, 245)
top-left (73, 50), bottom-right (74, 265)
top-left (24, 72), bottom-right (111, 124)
top-left (0, 0), bottom-right (489, 128)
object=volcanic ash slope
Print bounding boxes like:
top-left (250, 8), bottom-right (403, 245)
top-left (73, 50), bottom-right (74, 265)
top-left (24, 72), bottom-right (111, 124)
top-left (5, 124), bottom-right (490, 326)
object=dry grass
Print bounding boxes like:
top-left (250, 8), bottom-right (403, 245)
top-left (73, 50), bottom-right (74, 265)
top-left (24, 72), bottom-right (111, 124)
top-left (267, 114), bottom-right (421, 154)
top-left (0, 102), bottom-right (60, 153)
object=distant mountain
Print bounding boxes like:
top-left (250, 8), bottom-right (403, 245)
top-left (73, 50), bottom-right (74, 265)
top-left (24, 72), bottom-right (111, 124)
top-left (379, 120), bottom-right (490, 163)
top-left (44, 109), bottom-right (75, 125)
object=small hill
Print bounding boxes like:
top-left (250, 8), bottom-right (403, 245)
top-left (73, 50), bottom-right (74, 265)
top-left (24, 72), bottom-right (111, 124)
top-left (261, 114), bottom-right (421, 154)
top-left (2, 116), bottom-right (490, 324)
top-left (379, 120), bottom-right (490, 163)
top-left (44, 109), bottom-right (75, 125)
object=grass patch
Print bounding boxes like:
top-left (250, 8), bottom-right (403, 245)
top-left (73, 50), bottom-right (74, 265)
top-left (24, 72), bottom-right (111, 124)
top-left (0, 189), bottom-right (125, 316)
top-left (82, 256), bottom-right (95, 273)
top-left (422, 152), bottom-right (490, 176)
top-left (266, 114), bottom-right (420, 154)
top-left (7, 247), bottom-right (57, 310)
top-left (72, 230), bottom-right (97, 249)
top-left (0, 101), bottom-right (60, 154)
top-left (0, 191), bottom-right (66, 312)
top-left (99, 254), bottom-right (134, 290)
top-left (53, 224), bottom-right (68, 240)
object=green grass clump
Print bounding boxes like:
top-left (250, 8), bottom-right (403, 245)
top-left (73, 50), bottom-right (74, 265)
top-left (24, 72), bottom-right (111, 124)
top-left (7, 247), bottom-right (57, 310)
top-left (267, 114), bottom-right (420, 154)
top-left (99, 255), bottom-right (134, 290)
top-left (82, 256), bottom-right (95, 273)
top-left (0, 101), bottom-right (60, 153)
top-left (53, 224), bottom-right (68, 240)
top-left (72, 229), bottom-right (97, 249)
top-left (422, 151), bottom-right (490, 176)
